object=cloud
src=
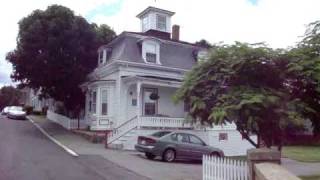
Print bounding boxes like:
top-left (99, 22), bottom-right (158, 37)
top-left (1, 0), bottom-right (320, 86)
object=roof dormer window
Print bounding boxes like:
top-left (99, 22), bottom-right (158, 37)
top-left (197, 50), bottom-right (209, 63)
top-left (141, 40), bottom-right (161, 64)
top-left (156, 14), bottom-right (166, 31)
top-left (98, 50), bottom-right (104, 65)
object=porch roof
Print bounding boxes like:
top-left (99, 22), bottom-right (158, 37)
top-left (122, 75), bottom-right (182, 88)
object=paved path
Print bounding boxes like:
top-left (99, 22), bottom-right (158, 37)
top-left (0, 115), bottom-right (149, 180)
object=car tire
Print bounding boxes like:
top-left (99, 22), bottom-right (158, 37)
top-left (210, 152), bottom-right (221, 158)
top-left (162, 149), bottom-right (176, 162)
top-left (145, 152), bottom-right (156, 160)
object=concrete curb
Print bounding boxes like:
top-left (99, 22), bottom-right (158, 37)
top-left (27, 116), bottom-right (79, 157)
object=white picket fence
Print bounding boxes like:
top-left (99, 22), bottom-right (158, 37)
top-left (203, 155), bottom-right (249, 180)
top-left (47, 110), bottom-right (87, 130)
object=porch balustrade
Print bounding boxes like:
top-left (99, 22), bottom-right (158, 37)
top-left (138, 116), bottom-right (191, 128)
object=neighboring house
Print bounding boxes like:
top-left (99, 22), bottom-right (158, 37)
top-left (80, 7), bottom-right (255, 155)
top-left (20, 87), bottom-right (51, 112)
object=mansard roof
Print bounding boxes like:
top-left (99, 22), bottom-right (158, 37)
top-left (100, 31), bottom-right (206, 70)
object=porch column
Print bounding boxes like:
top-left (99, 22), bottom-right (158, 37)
top-left (136, 81), bottom-right (142, 128)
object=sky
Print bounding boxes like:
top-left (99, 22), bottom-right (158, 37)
top-left (0, 0), bottom-right (320, 87)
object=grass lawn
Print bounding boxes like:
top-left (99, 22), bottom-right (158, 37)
top-left (299, 175), bottom-right (320, 180)
top-left (283, 146), bottom-right (320, 162)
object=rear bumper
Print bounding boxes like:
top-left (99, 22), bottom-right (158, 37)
top-left (135, 144), bottom-right (156, 153)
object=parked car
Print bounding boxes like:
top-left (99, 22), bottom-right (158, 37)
top-left (7, 106), bottom-right (27, 120)
top-left (1, 106), bottom-right (11, 115)
top-left (135, 131), bottom-right (224, 162)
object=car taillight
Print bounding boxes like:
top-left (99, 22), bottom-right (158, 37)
top-left (138, 136), bottom-right (157, 145)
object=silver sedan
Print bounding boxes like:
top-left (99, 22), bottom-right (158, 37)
top-left (135, 131), bottom-right (224, 162)
top-left (7, 106), bottom-right (27, 120)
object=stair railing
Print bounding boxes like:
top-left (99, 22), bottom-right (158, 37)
top-left (107, 116), bottom-right (138, 144)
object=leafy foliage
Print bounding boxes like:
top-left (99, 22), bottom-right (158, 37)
top-left (286, 21), bottom-right (320, 136)
top-left (6, 5), bottom-right (115, 115)
top-left (0, 86), bottom-right (22, 110)
top-left (174, 42), bottom-right (307, 148)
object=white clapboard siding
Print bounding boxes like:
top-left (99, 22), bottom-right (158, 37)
top-left (203, 155), bottom-right (248, 180)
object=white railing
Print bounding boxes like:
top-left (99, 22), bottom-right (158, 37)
top-left (47, 110), bottom-right (87, 130)
top-left (107, 116), bottom-right (190, 145)
top-left (107, 116), bottom-right (138, 144)
top-left (139, 116), bottom-right (190, 128)
top-left (203, 155), bottom-right (248, 180)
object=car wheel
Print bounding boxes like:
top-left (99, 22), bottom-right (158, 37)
top-left (210, 152), bottom-right (221, 158)
top-left (145, 152), bottom-right (156, 160)
top-left (162, 149), bottom-right (175, 162)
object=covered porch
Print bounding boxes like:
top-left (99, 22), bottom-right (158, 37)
top-left (122, 75), bottom-right (190, 129)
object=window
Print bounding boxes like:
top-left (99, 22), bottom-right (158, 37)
top-left (101, 89), bottom-right (108, 115)
top-left (145, 43), bottom-right (157, 63)
top-left (156, 14), bottom-right (166, 31)
top-left (176, 133), bottom-right (189, 143)
top-left (219, 133), bottom-right (228, 141)
top-left (146, 53), bottom-right (156, 63)
top-left (142, 16), bottom-right (149, 32)
top-left (197, 50), bottom-right (209, 63)
top-left (98, 51), bottom-right (104, 64)
top-left (189, 135), bottom-right (204, 145)
top-left (143, 88), bottom-right (158, 115)
top-left (92, 91), bottom-right (97, 113)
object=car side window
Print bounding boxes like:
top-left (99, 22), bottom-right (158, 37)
top-left (189, 135), bottom-right (204, 145)
top-left (176, 133), bottom-right (189, 143)
top-left (171, 134), bottom-right (177, 141)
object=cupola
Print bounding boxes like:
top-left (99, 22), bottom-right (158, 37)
top-left (136, 7), bottom-right (175, 34)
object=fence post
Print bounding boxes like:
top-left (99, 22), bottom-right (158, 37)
top-left (247, 148), bottom-right (281, 180)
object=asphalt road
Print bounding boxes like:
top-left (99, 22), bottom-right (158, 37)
top-left (0, 115), bottom-right (149, 180)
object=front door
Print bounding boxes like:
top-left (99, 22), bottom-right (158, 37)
top-left (142, 88), bottom-right (158, 116)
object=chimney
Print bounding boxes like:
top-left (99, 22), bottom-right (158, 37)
top-left (172, 25), bottom-right (180, 41)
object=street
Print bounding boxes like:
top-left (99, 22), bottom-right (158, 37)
top-left (0, 115), bottom-right (149, 180)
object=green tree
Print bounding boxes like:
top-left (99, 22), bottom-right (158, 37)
top-left (286, 21), bottom-right (320, 136)
top-left (6, 5), bottom-right (115, 116)
top-left (0, 86), bottom-right (22, 110)
top-left (174, 42), bottom-right (306, 149)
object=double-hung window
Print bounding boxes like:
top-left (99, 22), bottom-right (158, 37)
top-left (100, 89), bottom-right (108, 115)
top-left (92, 91), bottom-right (97, 114)
top-left (156, 14), bottom-right (166, 31)
top-left (145, 43), bottom-right (157, 63)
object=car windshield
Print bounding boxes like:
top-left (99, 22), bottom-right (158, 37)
top-left (10, 106), bottom-right (23, 111)
top-left (151, 131), bottom-right (172, 138)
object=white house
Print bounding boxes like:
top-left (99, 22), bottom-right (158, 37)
top-left (80, 7), bottom-right (255, 156)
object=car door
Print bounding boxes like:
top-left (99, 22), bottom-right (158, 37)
top-left (172, 133), bottom-right (193, 158)
top-left (187, 134), bottom-right (208, 160)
